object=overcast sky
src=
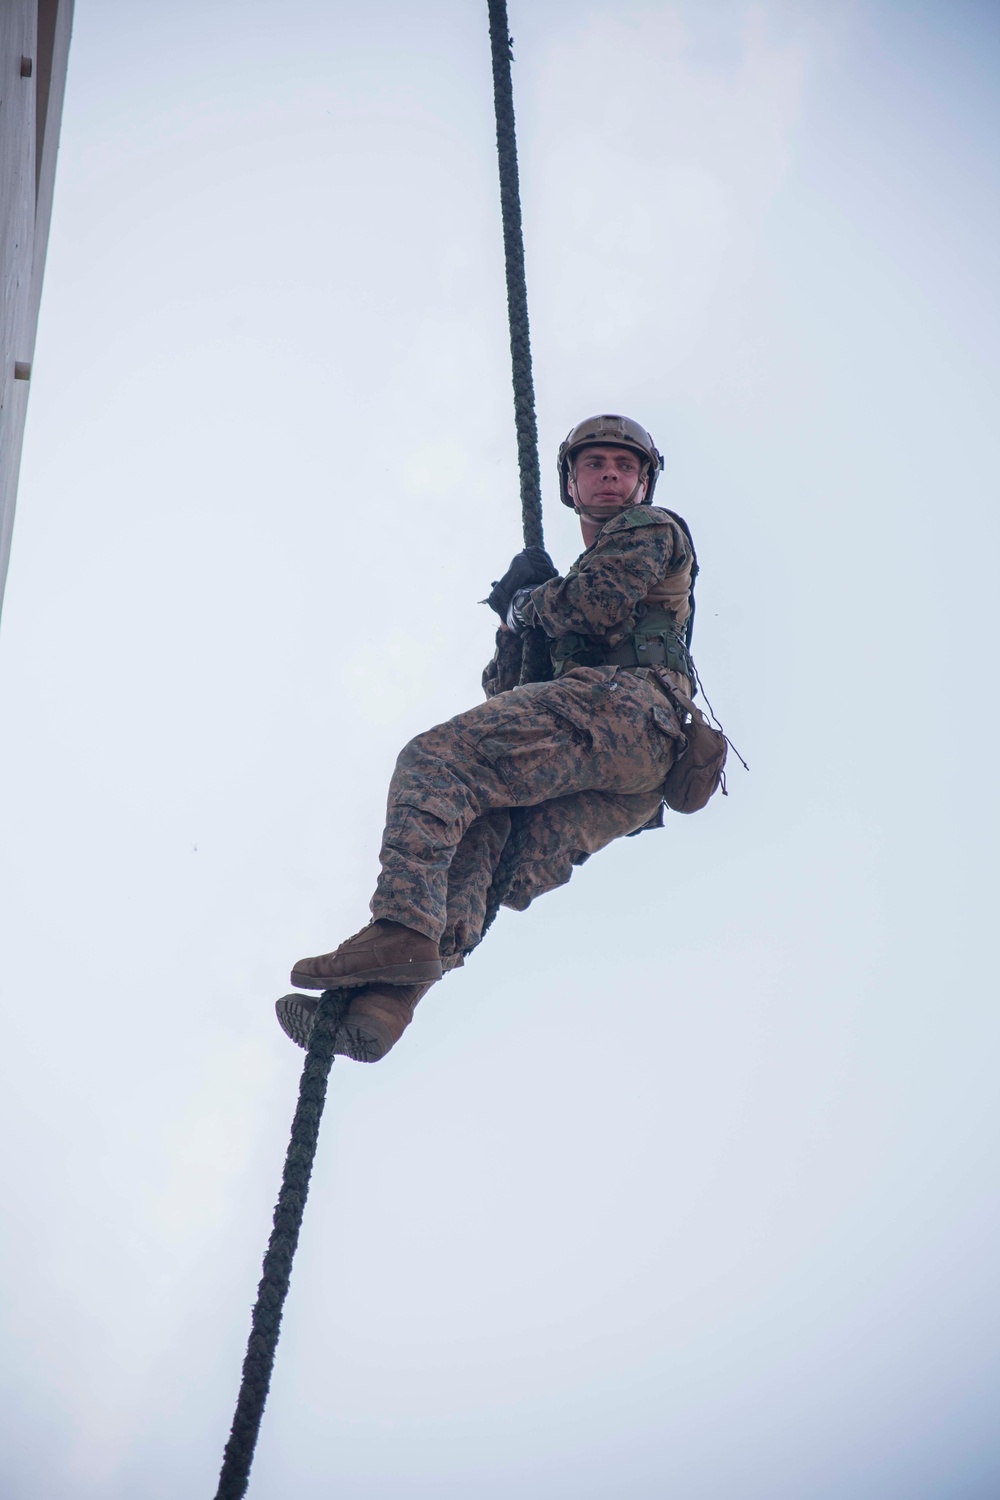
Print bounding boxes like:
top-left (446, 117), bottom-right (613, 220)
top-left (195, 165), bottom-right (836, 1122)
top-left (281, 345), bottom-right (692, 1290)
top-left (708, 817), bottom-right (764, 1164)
top-left (1, 1), bottom-right (998, 1496)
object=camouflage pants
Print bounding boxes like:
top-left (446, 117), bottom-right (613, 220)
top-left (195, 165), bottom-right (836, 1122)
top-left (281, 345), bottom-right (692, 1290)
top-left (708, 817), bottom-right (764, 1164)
top-left (369, 666), bottom-right (683, 965)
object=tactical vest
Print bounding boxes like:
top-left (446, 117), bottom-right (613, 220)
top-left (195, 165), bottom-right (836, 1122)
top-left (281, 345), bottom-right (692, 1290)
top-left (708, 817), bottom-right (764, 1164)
top-left (549, 506), bottom-right (698, 684)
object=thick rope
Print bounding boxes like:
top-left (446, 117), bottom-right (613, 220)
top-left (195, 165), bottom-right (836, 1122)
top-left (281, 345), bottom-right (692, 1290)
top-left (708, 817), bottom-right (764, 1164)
top-left (486, 1), bottom-right (551, 689)
top-left (214, 989), bottom-right (350, 1500)
top-left (215, 14), bottom-right (544, 1493)
top-left (487, 0), bottom-right (542, 551)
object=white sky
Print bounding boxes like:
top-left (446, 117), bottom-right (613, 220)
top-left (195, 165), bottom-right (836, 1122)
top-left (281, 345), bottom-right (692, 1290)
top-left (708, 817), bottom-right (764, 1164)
top-left (1, 2), bottom-right (998, 1496)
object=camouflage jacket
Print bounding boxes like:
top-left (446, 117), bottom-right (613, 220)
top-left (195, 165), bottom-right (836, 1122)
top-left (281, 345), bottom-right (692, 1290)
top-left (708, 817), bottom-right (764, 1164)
top-left (482, 505), bottom-right (694, 698)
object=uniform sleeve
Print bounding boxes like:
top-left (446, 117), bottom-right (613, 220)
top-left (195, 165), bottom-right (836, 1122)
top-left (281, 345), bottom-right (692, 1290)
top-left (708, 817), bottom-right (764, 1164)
top-left (481, 626), bottom-right (524, 698)
top-left (523, 512), bottom-right (688, 639)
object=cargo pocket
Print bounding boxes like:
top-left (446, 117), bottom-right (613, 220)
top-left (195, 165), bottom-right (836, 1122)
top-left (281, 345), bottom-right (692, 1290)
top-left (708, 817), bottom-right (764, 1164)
top-left (468, 709), bottom-right (583, 803)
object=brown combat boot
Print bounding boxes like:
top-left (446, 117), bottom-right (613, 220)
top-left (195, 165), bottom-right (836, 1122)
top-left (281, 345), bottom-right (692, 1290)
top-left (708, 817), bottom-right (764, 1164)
top-left (290, 919), bottom-right (442, 991)
top-left (275, 982), bottom-right (431, 1061)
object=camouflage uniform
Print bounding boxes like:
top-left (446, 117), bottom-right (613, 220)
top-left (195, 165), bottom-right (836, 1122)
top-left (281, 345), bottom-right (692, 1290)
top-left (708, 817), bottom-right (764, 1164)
top-left (368, 505), bottom-right (695, 967)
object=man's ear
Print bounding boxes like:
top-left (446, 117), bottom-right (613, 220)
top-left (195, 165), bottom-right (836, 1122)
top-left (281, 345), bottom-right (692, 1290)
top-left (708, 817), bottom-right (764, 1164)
top-left (566, 465), bottom-right (577, 501)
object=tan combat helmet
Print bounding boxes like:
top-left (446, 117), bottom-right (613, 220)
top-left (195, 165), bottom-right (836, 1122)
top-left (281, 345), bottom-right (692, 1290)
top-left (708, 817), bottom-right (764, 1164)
top-left (558, 413), bottom-right (663, 508)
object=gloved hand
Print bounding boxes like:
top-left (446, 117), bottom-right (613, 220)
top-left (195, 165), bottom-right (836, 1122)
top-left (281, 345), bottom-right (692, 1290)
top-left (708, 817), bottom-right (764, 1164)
top-left (486, 546), bottom-right (558, 620)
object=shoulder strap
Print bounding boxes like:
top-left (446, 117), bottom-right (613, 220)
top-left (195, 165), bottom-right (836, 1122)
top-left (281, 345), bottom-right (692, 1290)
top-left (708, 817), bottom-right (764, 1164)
top-left (601, 505), bottom-right (700, 653)
top-left (656, 507), bottom-right (698, 651)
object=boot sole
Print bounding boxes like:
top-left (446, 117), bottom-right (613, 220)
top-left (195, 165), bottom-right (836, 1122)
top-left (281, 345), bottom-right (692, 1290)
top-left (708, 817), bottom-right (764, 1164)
top-left (288, 959), bottom-right (442, 991)
top-left (275, 995), bottom-right (387, 1062)
top-left (275, 994), bottom-right (318, 1048)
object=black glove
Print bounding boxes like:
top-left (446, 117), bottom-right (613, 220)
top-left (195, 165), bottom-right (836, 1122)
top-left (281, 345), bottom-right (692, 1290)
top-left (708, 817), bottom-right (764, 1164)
top-left (486, 546), bottom-right (558, 620)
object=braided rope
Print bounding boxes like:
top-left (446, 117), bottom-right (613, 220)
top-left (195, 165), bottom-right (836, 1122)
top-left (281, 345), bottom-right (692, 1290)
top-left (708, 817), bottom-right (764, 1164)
top-left (487, 0), bottom-right (543, 552)
top-left (214, 11), bottom-right (545, 1492)
top-left (214, 990), bottom-right (349, 1500)
top-left (480, 0), bottom-right (550, 920)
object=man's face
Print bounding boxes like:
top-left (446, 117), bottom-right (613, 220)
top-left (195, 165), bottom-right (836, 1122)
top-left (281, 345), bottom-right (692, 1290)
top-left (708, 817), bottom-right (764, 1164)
top-left (567, 445), bottom-right (647, 518)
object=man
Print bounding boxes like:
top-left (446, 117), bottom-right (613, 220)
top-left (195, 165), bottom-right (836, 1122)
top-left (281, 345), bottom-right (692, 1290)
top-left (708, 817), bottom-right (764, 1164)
top-left (277, 414), bottom-right (711, 1061)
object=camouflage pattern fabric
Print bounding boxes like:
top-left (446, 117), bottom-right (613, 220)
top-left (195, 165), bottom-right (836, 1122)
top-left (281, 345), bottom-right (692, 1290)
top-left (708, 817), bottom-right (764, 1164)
top-left (370, 666), bottom-right (684, 959)
top-left (482, 623), bottom-right (526, 698)
top-left (371, 502), bottom-right (697, 966)
top-left (483, 503), bottom-right (694, 694)
top-left (523, 505), bottom-right (692, 653)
